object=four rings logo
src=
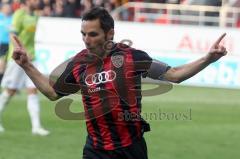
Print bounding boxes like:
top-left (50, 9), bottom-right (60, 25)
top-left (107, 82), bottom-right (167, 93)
top-left (85, 70), bottom-right (117, 86)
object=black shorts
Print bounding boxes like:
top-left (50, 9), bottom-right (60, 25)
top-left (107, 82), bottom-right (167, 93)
top-left (83, 137), bottom-right (148, 159)
top-left (0, 43), bottom-right (9, 57)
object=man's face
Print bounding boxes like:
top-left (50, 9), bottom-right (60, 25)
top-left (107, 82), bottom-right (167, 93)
top-left (81, 19), bottom-right (114, 55)
top-left (1, 3), bottom-right (12, 15)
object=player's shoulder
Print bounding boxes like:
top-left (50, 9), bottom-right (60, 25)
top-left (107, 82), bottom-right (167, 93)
top-left (115, 43), bottom-right (147, 54)
top-left (13, 9), bottom-right (26, 16)
top-left (132, 48), bottom-right (152, 61)
top-left (12, 9), bottom-right (26, 20)
top-left (127, 47), bottom-right (151, 61)
top-left (72, 49), bottom-right (97, 65)
top-left (131, 48), bottom-right (149, 55)
top-left (112, 43), bottom-right (151, 61)
top-left (74, 49), bottom-right (88, 58)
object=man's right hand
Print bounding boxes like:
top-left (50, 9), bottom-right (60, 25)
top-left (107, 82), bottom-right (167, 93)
top-left (11, 35), bottom-right (59, 101)
top-left (11, 35), bottom-right (31, 67)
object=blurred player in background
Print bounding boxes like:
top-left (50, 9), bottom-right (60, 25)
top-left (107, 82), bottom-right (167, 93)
top-left (0, 2), bottom-right (12, 84)
top-left (0, 0), bottom-right (49, 136)
top-left (11, 7), bottom-right (227, 159)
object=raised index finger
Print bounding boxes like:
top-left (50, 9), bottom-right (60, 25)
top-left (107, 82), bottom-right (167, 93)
top-left (214, 33), bottom-right (226, 46)
top-left (11, 34), bottom-right (23, 48)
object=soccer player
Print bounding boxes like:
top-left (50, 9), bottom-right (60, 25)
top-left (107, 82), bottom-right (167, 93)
top-left (0, 2), bottom-right (12, 83)
top-left (11, 7), bottom-right (227, 159)
top-left (0, 0), bottom-right (49, 136)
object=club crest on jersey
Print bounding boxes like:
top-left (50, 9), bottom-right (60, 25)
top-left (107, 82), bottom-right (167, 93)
top-left (111, 55), bottom-right (124, 68)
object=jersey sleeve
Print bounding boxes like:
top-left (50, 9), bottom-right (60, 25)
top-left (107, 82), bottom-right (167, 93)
top-left (52, 59), bottom-right (81, 97)
top-left (10, 10), bottom-right (24, 34)
top-left (131, 49), bottom-right (153, 77)
top-left (131, 49), bottom-right (171, 79)
top-left (147, 59), bottom-right (171, 80)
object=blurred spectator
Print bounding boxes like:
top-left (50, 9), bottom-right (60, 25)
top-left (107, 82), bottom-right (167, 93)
top-left (63, 0), bottom-right (77, 17)
top-left (52, 0), bottom-right (64, 17)
top-left (41, 4), bottom-right (52, 16)
top-left (38, 0), bottom-right (54, 16)
top-left (39, 0), bottom-right (54, 9)
top-left (80, 0), bottom-right (94, 16)
top-left (1, 0), bottom-right (239, 28)
top-left (94, 0), bottom-right (104, 7)
top-left (0, 0), bottom-right (138, 18)
top-left (103, 1), bottom-right (114, 13)
top-left (0, 0), bottom-right (21, 11)
top-left (11, 0), bottom-right (21, 11)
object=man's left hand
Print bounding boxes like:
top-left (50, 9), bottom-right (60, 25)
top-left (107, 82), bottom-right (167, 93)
top-left (206, 33), bottom-right (227, 63)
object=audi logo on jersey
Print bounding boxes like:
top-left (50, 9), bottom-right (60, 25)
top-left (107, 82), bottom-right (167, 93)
top-left (85, 70), bottom-right (116, 86)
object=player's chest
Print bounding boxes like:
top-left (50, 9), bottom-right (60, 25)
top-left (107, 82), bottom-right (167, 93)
top-left (22, 15), bottom-right (37, 32)
top-left (78, 55), bottom-right (135, 94)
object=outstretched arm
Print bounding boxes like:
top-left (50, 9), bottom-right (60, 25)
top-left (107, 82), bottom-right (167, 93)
top-left (163, 33), bottom-right (227, 83)
top-left (11, 35), bottom-right (60, 101)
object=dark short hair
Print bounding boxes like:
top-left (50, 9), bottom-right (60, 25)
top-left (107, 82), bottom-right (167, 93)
top-left (82, 7), bottom-right (114, 33)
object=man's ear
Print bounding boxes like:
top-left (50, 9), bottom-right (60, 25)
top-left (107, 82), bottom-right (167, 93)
top-left (106, 29), bottom-right (114, 40)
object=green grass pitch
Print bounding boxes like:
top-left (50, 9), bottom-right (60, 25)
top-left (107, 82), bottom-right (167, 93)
top-left (0, 85), bottom-right (239, 159)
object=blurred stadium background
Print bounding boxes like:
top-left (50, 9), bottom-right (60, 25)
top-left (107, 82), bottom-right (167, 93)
top-left (0, 0), bottom-right (240, 159)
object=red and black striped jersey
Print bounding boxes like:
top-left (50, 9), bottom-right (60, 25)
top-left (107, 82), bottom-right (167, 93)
top-left (53, 43), bottom-right (170, 150)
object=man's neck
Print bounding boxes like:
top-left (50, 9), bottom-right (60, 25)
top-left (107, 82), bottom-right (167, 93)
top-left (88, 49), bottom-right (111, 59)
top-left (23, 5), bottom-right (34, 15)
